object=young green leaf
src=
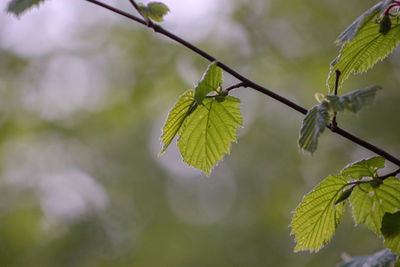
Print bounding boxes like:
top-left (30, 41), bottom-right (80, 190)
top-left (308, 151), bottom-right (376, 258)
top-left (298, 102), bottom-right (331, 153)
top-left (328, 3), bottom-right (400, 92)
top-left (291, 175), bottom-right (348, 252)
top-left (338, 249), bottom-right (397, 267)
top-left (7, 0), bottom-right (47, 16)
top-left (336, 0), bottom-right (393, 45)
top-left (177, 96), bottom-right (242, 175)
top-left (194, 62), bottom-right (223, 105)
top-left (325, 85), bottom-right (382, 113)
top-left (137, 2), bottom-right (170, 22)
top-left (350, 177), bottom-right (400, 234)
top-left (341, 156), bottom-right (385, 180)
top-left (382, 212), bottom-right (400, 254)
top-left (159, 90), bottom-right (195, 155)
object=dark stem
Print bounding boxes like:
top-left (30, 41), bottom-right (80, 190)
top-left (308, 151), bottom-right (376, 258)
top-left (128, 0), bottom-right (139, 11)
top-left (384, 2), bottom-right (400, 16)
top-left (83, 0), bottom-right (400, 167)
top-left (329, 125), bottom-right (400, 166)
top-left (331, 69), bottom-right (341, 128)
top-left (344, 168), bottom-right (400, 188)
top-left (226, 82), bottom-right (247, 92)
top-left (84, 0), bottom-right (147, 25)
top-left (128, 0), bottom-right (154, 27)
top-left (334, 69), bottom-right (341, 96)
top-left (379, 168), bottom-right (400, 181)
top-left (346, 180), bottom-right (372, 186)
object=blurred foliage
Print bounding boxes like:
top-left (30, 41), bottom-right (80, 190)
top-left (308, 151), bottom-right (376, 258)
top-left (0, 0), bottom-right (399, 266)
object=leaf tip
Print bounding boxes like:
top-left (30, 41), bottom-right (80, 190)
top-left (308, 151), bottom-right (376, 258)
top-left (6, 0), bottom-right (47, 17)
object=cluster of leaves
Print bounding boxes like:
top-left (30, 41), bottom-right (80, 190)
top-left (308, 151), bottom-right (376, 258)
top-left (294, 3), bottom-right (400, 262)
top-left (160, 62), bottom-right (242, 175)
top-left (327, 0), bottom-right (400, 92)
top-left (298, 85), bottom-right (381, 153)
top-left (294, 2), bottom-right (400, 260)
top-left (291, 157), bottom-right (400, 255)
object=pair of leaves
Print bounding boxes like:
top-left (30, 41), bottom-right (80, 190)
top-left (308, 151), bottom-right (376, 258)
top-left (7, 0), bottom-right (46, 16)
top-left (328, 0), bottom-right (400, 92)
top-left (298, 85), bottom-right (381, 153)
top-left (292, 157), bottom-right (400, 254)
top-left (137, 2), bottom-right (170, 22)
top-left (338, 249), bottom-right (398, 267)
top-left (344, 158), bottom-right (400, 255)
top-left (160, 62), bottom-right (242, 175)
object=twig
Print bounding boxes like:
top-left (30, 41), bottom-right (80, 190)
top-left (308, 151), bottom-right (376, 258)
top-left (343, 168), bottom-right (400, 189)
top-left (128, 0), bottom-right (154, 27)
top-left (82, 0), bottom-right (400, 167)
top-left (345, 180), bottom-right (371, 186)
top-left (331, 69), bottom-right (341, 128)
top-left (378, 168), bottom-right (400, 181)
top-left (334, 69), bottom-right (341, 96)
top-left (128, 0), bottom-right (139, 12)
top-left (225, 82), bottom-right (247, 92)
top-left (384, 2), bottom-right (400, 16)
top-left (329, 126), bottom-right (400, 166)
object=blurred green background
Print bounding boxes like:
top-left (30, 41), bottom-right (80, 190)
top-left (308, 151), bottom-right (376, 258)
top-left (0, 0), bottom-right (399, 266)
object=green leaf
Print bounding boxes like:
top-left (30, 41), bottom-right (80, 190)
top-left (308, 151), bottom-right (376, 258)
top-left (325, 85), bottom-right (382, 113)
top-left (298, 102), bottom-right (331, 153)
top-left (291, 175), bottom-right (348, 252)
top-left (350, 177), bottom-right (400, 234)
top-left (137, 2), bottom-right (170, 22)
top-left (341, 156), bottom-right (385, 180)
top-left (177, 96), bottom-right (242, 175)
top-left (338, 249), bottom-right (397, 267)
top-left (7, 0), bottom-right (47, 16)
top-left (336, 0), bottom-right (393, 45)
top-left (159, 90), bottom-right (195, 155)
top-left (382, 211), bottom-right (400, 254)
top-left (194, 62), bottom-right (223, 105)
top-left (328, 2), bottom-right (400, 92)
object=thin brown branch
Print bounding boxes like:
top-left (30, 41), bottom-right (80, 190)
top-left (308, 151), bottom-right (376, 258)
top-left (331, 69), bottom-right (341, 128)
top-left (128, 0), bottom-right (155, 27)
top-left (344, 168), bottom-right (400, 189)
top-left (379, 168), bottom-right (400, 181)
top-left (226, 82), bottom-right (247, 92)
top-left (83, 0), bottom-right (400, 167)
top-left (128, 0), bottom-right (139, 11)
